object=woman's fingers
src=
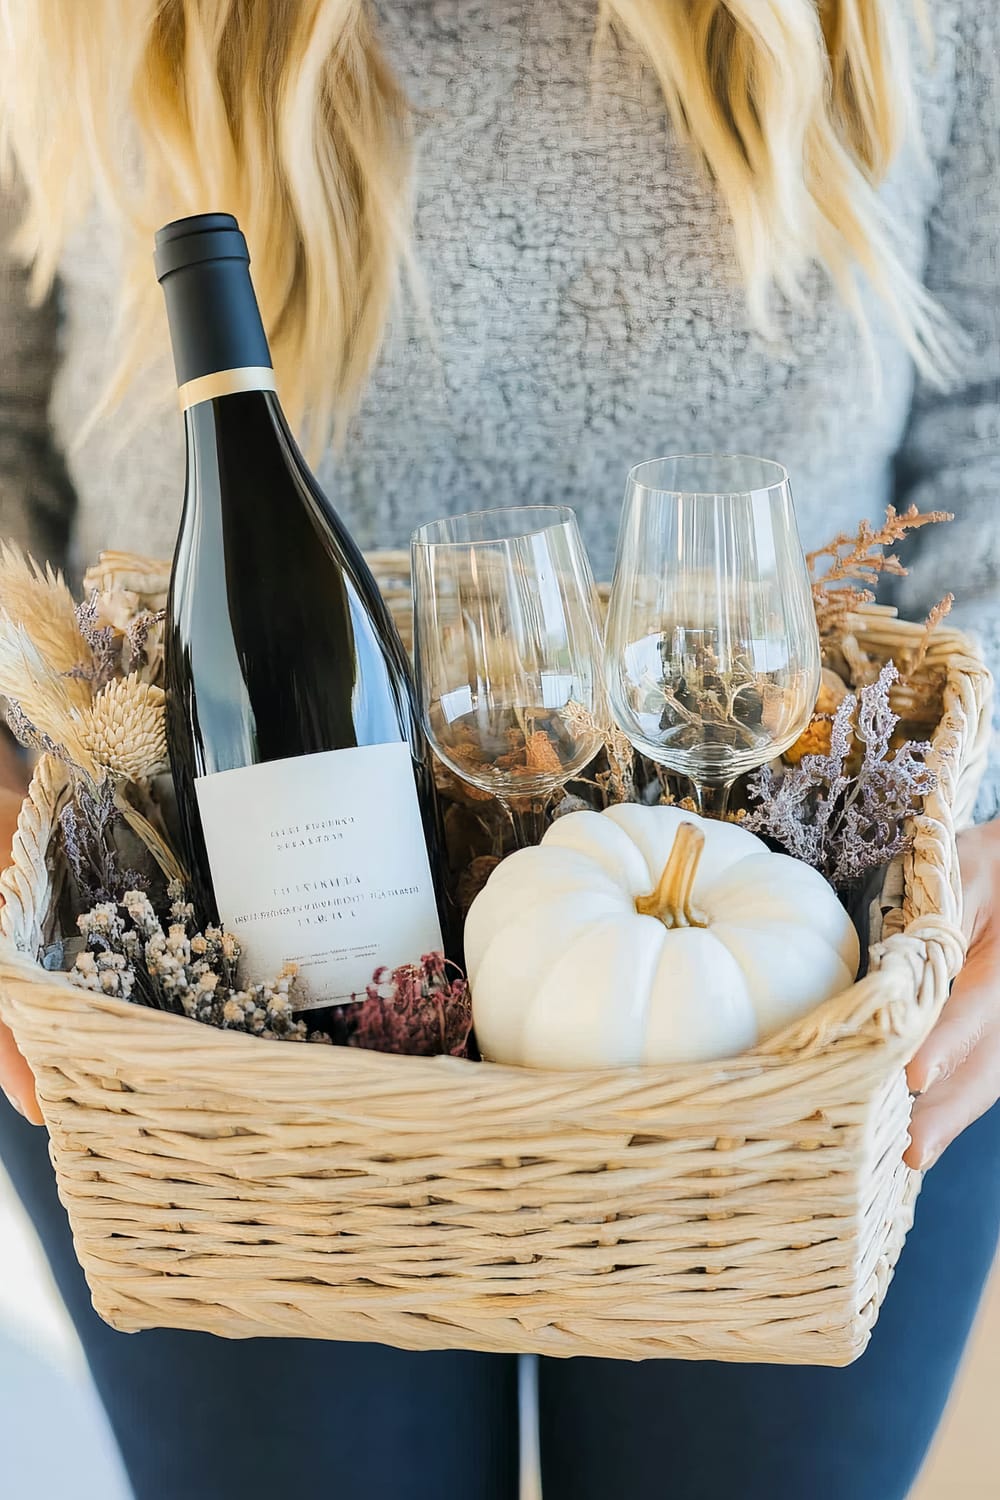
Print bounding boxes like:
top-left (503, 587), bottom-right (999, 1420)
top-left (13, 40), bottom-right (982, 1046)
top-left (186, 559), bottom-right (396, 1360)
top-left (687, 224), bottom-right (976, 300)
top-left (907, 1021), bottom-right (1000, 1169)
top-left (0, 1018), bottom-right (42, 1124)
top-left (903, 822), bottom-right (1000, 1169)
top-left (0, 792), bottom-right (42, 1122)
top-left (907, 941), bottom-right (999, 1094)
top-left (0, 786), bottom-right (42, 1123)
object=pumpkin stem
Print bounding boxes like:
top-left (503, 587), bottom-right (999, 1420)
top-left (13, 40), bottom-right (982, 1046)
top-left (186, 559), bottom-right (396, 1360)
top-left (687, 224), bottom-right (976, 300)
top-left (635, 821), bottom-right (709, 929)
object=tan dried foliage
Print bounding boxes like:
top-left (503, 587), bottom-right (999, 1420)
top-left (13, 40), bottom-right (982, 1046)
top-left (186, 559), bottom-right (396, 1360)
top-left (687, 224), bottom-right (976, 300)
top-left (807, 505), bottom-right (951, 654)
top-left (0, 624), bottom-right (99, 778)
top-left (0, 544), bottom-right (92, 709)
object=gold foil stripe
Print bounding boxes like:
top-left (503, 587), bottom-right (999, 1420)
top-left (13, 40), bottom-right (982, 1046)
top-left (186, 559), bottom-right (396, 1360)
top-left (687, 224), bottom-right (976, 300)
top-left (178, 366), bottom-right (276, 410)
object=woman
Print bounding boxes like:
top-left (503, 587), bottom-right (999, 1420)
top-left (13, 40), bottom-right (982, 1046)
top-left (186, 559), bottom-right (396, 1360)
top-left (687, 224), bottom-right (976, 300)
top-left (0, 3), bottom-right (998, 1497)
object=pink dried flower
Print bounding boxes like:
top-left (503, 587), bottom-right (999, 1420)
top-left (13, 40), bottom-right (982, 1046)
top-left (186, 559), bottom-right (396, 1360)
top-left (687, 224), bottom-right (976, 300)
top-left (334, 952), bottom-right (473, 1058)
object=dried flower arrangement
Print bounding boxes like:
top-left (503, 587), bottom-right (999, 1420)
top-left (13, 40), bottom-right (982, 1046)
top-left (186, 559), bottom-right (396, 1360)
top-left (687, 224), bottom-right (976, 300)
top-left (0, 546), bottom-right (177, 900)
top-left (805, 506), bottom-right (956, 739)
top-left (67, 883), bottom-right (474, 1054)
top-left (0, 510), bottom-right (953, 1059)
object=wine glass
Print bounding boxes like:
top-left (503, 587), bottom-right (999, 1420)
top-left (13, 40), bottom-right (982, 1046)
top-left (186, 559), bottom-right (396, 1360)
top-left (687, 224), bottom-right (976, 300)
top-left (411, 507), bottom-right (606, 846)
top-left (605, 455), bottom-right (821, 817)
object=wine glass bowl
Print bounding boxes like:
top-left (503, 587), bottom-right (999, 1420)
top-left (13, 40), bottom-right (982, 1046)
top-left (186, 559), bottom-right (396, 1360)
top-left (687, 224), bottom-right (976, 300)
top-left (411, 507), bottom-right (606, 840)
top-left (605, 456), bottom-right (821, 811)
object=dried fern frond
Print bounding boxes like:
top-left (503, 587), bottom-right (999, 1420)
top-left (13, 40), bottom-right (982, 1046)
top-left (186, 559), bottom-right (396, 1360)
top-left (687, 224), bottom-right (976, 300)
top-left (907, 594), bottom-right (954, 680)
top-left (808, 506), bottom-right (952, 655)
top-left (806, 505), bottom-right (952, 587)
top-left (0, 543), bottom-right (92, 706)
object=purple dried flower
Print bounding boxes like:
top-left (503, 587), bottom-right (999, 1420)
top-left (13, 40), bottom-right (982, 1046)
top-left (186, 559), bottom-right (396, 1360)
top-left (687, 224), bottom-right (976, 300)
top-left (5, 700), bottom-right (62, 757)
top-left (124, 609), bottom-right (165, 673)
top-left (74, 595), bottom-right (119, 689)
top-left (59, 779), bottom-right (147, 905)
top-left (745, 662), bottom-right (937, 891)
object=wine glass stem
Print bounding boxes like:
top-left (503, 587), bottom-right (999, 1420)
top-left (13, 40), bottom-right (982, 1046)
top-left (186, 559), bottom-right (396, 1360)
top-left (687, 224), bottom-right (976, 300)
top-left (690, 779), bottom-right (735, 820)
top-left (504, 796), bottom-right (550, 849)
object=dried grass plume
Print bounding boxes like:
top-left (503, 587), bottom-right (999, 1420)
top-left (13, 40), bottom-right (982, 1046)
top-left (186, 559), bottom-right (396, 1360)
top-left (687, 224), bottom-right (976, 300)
top-left (0, 543), bottom-right (92, 708)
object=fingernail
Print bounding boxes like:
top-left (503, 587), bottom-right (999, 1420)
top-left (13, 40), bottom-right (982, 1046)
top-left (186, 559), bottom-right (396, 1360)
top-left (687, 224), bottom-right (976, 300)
top-left (921, 1067), bottom-right (941, 1094)
top-left (3, 1091), bottom-right (26, 1119)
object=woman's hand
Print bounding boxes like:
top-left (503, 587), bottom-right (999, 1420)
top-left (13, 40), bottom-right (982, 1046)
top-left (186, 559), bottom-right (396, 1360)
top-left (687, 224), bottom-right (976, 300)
top-left (1, 1015), bottom-right (40, 1122)
top-left (906, 820), bottom-right (1000, 1169)
top-left (0, 779), bottom-right (41, 1124)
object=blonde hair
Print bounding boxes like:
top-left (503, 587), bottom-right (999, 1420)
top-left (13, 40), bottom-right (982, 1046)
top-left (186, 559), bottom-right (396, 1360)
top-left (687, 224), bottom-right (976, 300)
top-left (0, 0), bottom-right (949, 449)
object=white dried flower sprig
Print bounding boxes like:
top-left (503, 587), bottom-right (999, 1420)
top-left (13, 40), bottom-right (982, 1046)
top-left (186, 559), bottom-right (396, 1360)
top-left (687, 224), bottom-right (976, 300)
top-left (73, 949), bottom-right (136, 1000)
top-left (70, 884), bottom-right (328, 1043)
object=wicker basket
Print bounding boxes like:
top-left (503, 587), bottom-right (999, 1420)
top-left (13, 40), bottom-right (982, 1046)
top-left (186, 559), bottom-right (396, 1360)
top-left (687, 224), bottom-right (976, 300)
top-left (0, 554), bottom-right (991, 1367)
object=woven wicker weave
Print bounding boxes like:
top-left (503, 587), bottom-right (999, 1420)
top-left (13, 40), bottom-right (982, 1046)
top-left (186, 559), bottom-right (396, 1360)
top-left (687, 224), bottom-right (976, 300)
top-left (0, 554), bottom-right (991, 1366)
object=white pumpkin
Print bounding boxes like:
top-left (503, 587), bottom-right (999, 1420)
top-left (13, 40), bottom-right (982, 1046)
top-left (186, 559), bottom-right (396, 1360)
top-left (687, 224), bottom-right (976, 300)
top-left (465, 805), bottom-right (860, 1069)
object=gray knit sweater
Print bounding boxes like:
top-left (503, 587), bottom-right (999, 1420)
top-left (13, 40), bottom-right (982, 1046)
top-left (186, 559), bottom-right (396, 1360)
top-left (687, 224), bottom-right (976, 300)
top-left (1, 1), bottom-right (998, 805)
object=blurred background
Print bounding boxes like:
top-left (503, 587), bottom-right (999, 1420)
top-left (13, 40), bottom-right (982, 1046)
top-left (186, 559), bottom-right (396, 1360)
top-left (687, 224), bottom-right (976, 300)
top-left (0, 1157), bottom-right (996, 1499)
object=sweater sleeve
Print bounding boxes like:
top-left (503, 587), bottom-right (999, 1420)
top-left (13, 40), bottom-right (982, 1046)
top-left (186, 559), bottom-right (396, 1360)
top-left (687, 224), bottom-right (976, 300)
top-left (0, 182), bottom-right (75, 568)
top-left (892, 5), bottom-right (1000, 820)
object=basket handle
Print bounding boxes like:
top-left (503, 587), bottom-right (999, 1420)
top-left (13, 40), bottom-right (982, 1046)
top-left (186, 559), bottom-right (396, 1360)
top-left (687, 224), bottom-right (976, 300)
top-left (754, 637), bottom-right (987, 1063)
top-left (0, 755), bottom-right (69, 957)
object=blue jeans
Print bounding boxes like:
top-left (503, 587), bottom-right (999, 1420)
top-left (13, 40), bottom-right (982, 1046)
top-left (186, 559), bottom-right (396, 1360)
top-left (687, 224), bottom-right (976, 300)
top-left (2, 1097), bottom-right (998, 1500)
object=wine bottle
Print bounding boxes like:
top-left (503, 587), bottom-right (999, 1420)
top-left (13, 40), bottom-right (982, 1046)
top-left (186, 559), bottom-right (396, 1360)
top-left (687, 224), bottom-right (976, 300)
top-left (155, 212), bottom-right (450, 1026)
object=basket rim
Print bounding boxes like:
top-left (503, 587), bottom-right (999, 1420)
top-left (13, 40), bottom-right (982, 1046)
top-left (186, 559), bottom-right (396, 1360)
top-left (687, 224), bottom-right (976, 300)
top-left (0, 941), bottom-right (921, 1087)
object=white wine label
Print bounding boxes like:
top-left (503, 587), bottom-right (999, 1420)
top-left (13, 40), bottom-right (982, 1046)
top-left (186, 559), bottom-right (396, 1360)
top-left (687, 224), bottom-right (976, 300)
top-left (194, 742), bottom-right (444, 1009)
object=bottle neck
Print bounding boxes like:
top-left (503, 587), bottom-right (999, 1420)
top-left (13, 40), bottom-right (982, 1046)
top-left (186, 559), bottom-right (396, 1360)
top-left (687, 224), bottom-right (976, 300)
top-left (160, 252), bottom-right (275, 413)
